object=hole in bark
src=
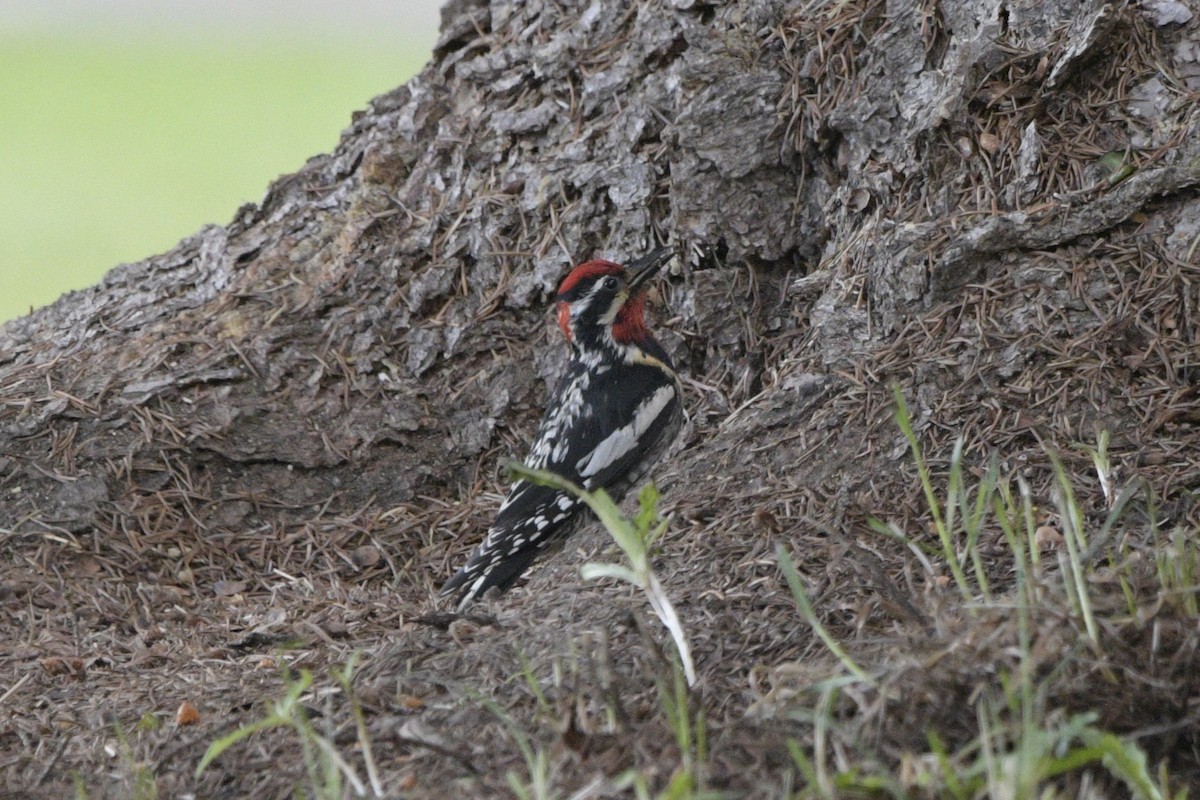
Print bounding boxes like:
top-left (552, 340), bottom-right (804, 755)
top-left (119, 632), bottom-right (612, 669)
top-left (645, 34), bottom-right (688, 72)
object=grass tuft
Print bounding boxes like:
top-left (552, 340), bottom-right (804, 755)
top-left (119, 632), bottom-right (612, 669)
top-left (775, 388), bottom-right (1194, 798)
top-left (196, 655), bottom-right (379, 798)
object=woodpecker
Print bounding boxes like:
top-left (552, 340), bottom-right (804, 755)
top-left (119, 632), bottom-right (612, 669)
top-left (441, 246), bottom-right (683, 607)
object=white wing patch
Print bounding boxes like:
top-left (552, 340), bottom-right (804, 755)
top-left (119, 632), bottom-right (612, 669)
top-left (576, 385), bottom-right (675, 478)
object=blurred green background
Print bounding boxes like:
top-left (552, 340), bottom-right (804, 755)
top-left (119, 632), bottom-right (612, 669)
top-left (0, 4), bottom-right (438, 324)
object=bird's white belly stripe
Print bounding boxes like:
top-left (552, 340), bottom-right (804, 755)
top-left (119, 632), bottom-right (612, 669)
top-left (577, 385), bottom-right (674, 478)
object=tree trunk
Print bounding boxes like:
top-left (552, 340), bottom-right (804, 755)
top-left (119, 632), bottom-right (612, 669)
top-left (3, 0), bottom-right (1200, 795)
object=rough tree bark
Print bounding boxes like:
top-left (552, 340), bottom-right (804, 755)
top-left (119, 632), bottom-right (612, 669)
top-left (3, 0), bottom-right (1200, 796)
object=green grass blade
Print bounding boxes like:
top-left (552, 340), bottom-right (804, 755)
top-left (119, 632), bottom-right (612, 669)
top-left (776, 544), bottom-right (874, 686)
top-left (892, 384), bottom-right (976, 607)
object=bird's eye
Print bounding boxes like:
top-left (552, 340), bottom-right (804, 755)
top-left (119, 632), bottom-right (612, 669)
top-left (602, 276), bottom-right (620, 290)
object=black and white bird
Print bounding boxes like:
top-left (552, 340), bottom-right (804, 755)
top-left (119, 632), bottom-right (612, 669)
top-left (441, 246), bottom-right (683, 607)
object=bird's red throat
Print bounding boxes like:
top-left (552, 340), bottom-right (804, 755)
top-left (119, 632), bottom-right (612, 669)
top-left (556, 295), bottom-right (649, 345)
top-left (611, 294), bottom-right (649, 345)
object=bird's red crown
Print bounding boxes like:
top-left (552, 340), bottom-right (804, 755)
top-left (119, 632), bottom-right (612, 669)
top-left (556, 259), bottom-right (623, 298)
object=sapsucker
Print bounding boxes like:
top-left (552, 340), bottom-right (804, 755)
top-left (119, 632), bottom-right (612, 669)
top-left (441, 246), bottom-right (684, 607)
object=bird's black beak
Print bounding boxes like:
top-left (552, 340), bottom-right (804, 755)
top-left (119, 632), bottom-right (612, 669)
top-left (626, 246), bottom-right (675, 292)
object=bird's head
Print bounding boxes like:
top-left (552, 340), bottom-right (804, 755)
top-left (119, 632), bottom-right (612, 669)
top-left (555, 247), bottom-right (672, 349)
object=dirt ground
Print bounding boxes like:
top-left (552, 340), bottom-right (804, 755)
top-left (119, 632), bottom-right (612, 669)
top-left (3, 233), bottom-right (1199, 796)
